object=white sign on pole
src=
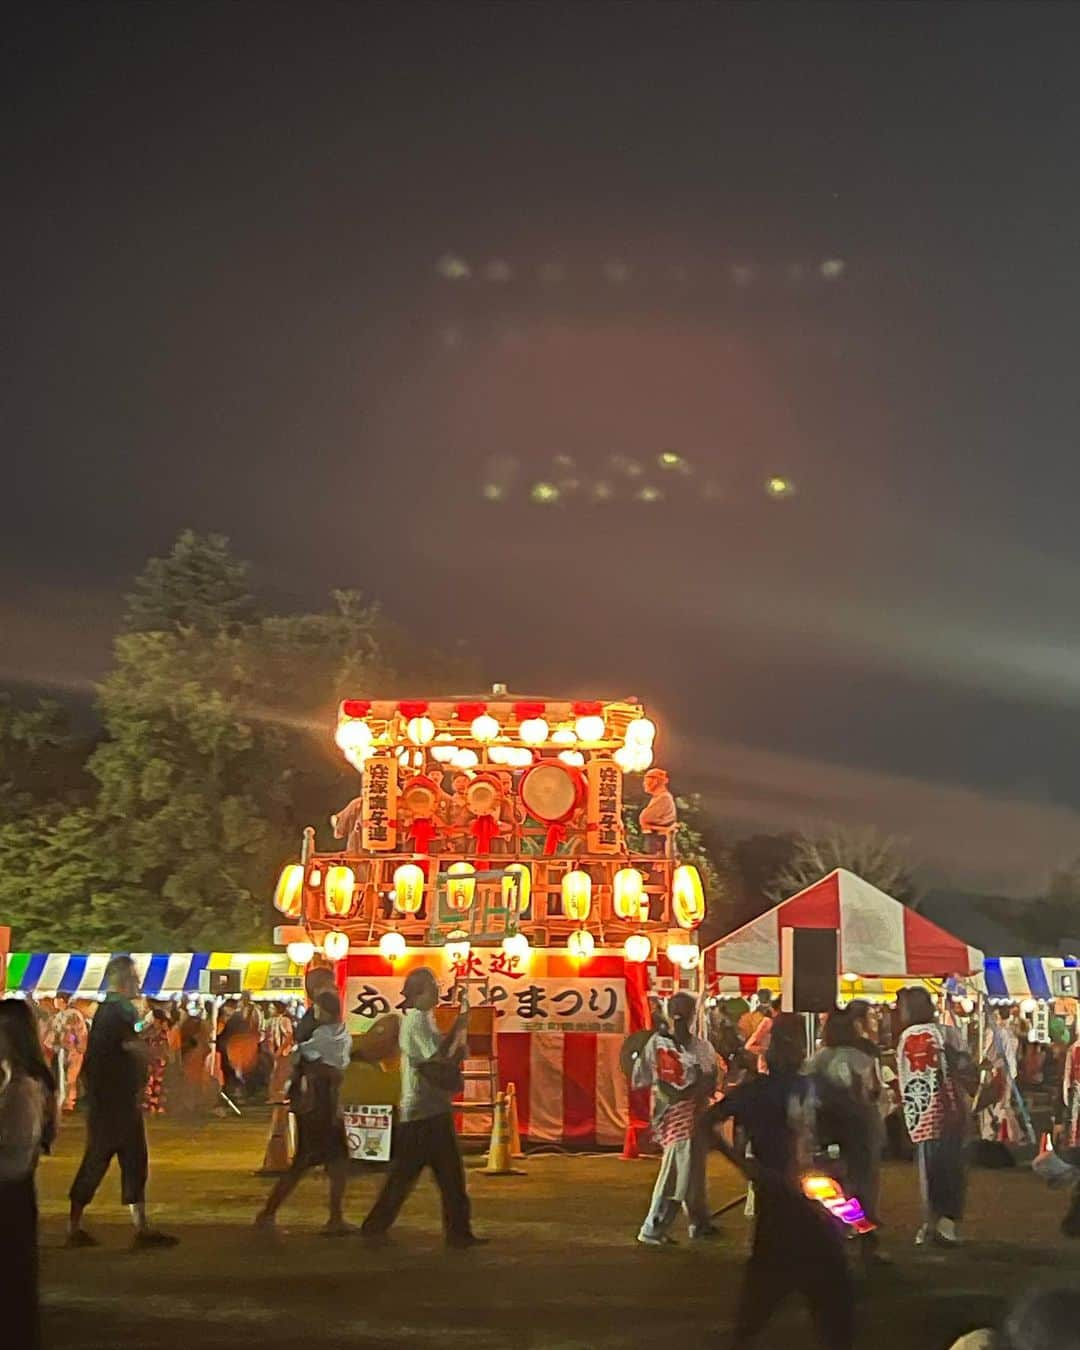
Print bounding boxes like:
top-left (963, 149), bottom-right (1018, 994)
top-left (343, 1104), bottom-right (393, 1162)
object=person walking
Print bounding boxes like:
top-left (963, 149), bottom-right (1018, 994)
top-left (635, 992), bottom-right (719, 1246)
top-left (0, 1002), bottom-right (57, 1350)
top-left (67, 956), bottom-right (178, 1249)
top-left (896, 986), bottom-right (972, 1248)
top-left (704, 1012), bottom-right (854, 1350)
top-left (142, 1007), bottom-right (170, 1114)
top-left (51, 995), bottom-right (89, 1112)
top-left (264, 1000), bottom-right (296, 1101)
top-left (808, 1005), bottom-right (887, 1266)
top-left (1062, 1033), bottom-right (1080, 1153)
top-left (361, 968), bottom-right (484, 1248)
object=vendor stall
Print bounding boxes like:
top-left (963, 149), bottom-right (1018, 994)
top-left (2, 950), bottom-right (301, 999)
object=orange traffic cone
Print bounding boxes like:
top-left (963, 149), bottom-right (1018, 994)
top-left (255, 1101), bottom-right (294, 1176)
top-left (484, 1092), bottom-right (525, 1176)
top-left (621, 1121), bottom-right (641, 1160)
top-left (505, 1081), bottom-right (525, 1159)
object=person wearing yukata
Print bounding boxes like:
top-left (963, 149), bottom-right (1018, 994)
top-left (50, 995), bottom-right (89, 1113)
top-left (635, 992), bottom-right (720, 1246)
top-left (981, 1006), bottom-right (1023, 1145)
top-left (1062, 1032), bottom-right (1080, 1153)
top-left (264, 1001), bottom-right (296, 1102)
top-left (897, 986), bottom-right (972, 1248)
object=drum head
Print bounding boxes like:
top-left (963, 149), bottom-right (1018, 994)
top-left (520, 760), bottom-right (583, 824)
top-left (465, 777), bottom-right (500, 816)
top-left (401, 776), bottom-right (438, 818)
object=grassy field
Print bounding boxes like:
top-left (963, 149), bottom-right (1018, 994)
top-left (34, 1112), bottom-right (1077, 1350)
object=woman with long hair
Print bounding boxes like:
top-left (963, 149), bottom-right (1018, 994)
top-left (896, 986), bottom-right (971, 1247)
top-left (0, 998), bottom-right (58, 1350)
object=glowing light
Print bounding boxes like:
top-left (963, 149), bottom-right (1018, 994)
top-left (575, 714), bottom-right (605, 742)
top-left (519, 717), bottom-right (549, 746)
top-left (273, 864), bottom-right (304, 918)
top-left (502, 862), bottom-right (531, 915)
top-left (446, 861), bottom-right (476, 911)
top-left (451, 748), bottom-right (479, 769)
top-left (445, 929), bottom-right (471, 964)
top-left (615, 744), bottom-right (651, 773)
top-left (765, 476), bottom-right (796, 499)
top-left (625, 717), bottom-right (656, 747)
top-left (393, 863), bottom-right (425, 914)
top-left (624, 933), bottom-right (652, 964)
top-left (531, 482), bottom-right (560, 505)
top-left (959, 997), bottom-right (975, 1015)
top-left (286, 940), bottom-right (315, 966)
top-left (323, 931), bottom-right (349, 962)
top-left (482, 483), bottom-right (504, 502)
top-left (487, 744), bottom-right (513, 765)
top-left (841, 972), bottom-right (860, 986)
top-left (398, 747), bottom-right (424, 771)
top-left (562, 870), bottom-right (592, 922)
top-left (431, 742), bottom-right (458, 763)
top-left (335, 719), bottom-right (372, 753)
top-left (550, 728), bottom-right (577, 746)
top-left (471, 714), bottom-right (500, 743)
top-left (436, 254), bottom-right (470, 281)
top-left (666, 931), bottom-right (700, 970)
top-left (379, 931), bottom-right (407, 962)
top-left (636, 485), bottom-right (663, 503)
top-left (508, 747), bottom-right (534, 768)
top-left (407, 716), bottom-right (435, 746)
top-left (591, 481), bottom-right (614, 502)
top-left (613, 867), bottom-right (646, 921)
top-left (658, 452), bottom-right (683, 469)
top-left (502, 932), bottom-right (530, 962)
top-left (324, 866), bottom-right (356, 918)
top-left (820, 258), bottom-right (846, 280)
top-left (1021, 997), bottom-right (1038, 1016)
top-left (567, 929), bottom-right (596, 959)
top-left (672, 865), bottom-right (705, 929)
top-left (558, 750), bottom-right (585, 767)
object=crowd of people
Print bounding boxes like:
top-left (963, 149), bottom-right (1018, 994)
top-left (2, 963), bottom-right (1079, 1350)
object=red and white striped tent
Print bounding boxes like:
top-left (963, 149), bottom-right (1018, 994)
top-left (704, 869), bottom-right (983, 990)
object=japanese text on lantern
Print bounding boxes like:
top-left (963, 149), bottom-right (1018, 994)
top-left (587, 758), bottom-right (622, 853)
top-left (362, 756), bottom-right (398, 851)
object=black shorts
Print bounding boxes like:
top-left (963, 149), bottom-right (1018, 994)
top-left (69, 1106), bottom-right (148, 1208)
top-left (293, 1109), bottom-right (348, 1171)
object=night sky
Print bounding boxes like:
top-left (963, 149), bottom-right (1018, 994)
top-left (8, 2), bottom-right (1080, 893)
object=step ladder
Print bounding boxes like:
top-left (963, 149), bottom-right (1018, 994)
top-left (434, 994), bottom-right (499, 1140)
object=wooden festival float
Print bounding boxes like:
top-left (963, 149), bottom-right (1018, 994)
top-left (270, 687), bottom-right (706, 1149)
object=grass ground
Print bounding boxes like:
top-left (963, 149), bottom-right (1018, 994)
top-left (34, 1112), bottom-right (1077, 1350)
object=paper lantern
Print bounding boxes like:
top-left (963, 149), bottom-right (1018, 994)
top-left (562, 869), bottom-right (592, 922)
top-left (471, 714), bottom-right (500, 743)
top-left (407, 716), bottom-right (435, 746)
top-left (567, 929), bottom-right (595, 959)
top-left (379, 931), bottom-right (406, 961)
top-left (393, 863), bottom-right (425, 914)
top-left (335, 719), bottom-right (372, 753)
top-left (613, 867), bottom-right (645, 921)
top-left (431, 739), bottom-right (457, 763)
top-left (551, 728), bottom-right (578, 746)
top-left (508, 747), bottom-right (534, 768)
top-left (398, 747), bottom-right (424, 772)
top-left (519, 717), bottom-right (549, 746)
top-left (451, 748), bottom-right (479, 770)
top-left (273, 864), bottom-right (304, 918)
top-left (666, 930), bottom-right (700, 970)
top-left (445, 929), bottom-right (471, 964)
top-left (672, 864), bottom-right (705, 928)
top-left (624, 932), bottom-right (652, 964)
top-left (575, 714), bottom-right (605, 742)
top-left (488, 743), bottom-right (512, 765)
top-left (446, 861), bottom-right (476, 911)
top-left (379, 930), bottom-right (406, 961)
top-left (558, 750), bottom-right (585, 767)
top-left (502, 932), bottom-right (530, 961)
top-left (323, 930), bottom-right (349, 961)
top-left (324, 865), bottom-right (356, 918)
top-left (286, 940), bottom-right (315, 966)
top-left (625, 717), bottom-right (656, 747)
top-left (502, 862), bottom-right (531, 915)
top-left (613, 746), bottom-right (639, 773)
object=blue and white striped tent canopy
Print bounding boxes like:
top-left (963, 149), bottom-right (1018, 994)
top-left (3, 952), bottom-right (301, 999)
top-left (981, 956), bottom-right (1078, 1002)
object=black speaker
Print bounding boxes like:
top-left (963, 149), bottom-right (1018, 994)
top-left (781, 928), bottom-right (838, 1013)
top-left (198, 968), bottom-right (242, 996)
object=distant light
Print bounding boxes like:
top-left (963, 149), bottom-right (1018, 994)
top-left (538, 262), bottom-right (566, 283)
top-left (731, 264), bottom-right (756, 287)
top-left (603, 260), bottom-right (631, 284)
top-left (591, 481), bottom-right (614, 502)
top-left (482, 483), bottom-right (505, 502)
top-left (531, 482), bottom-right (561, 505)
top-left (436, 255), bottom-right (470, 281)
top-left (553, 453), bottom-right (576, 470)
top-left (820, 259), bottom-right (846, 280)
top-left (765, 476), bottom-right (797, 499)
top-left (636, 485), bottom-right (663, 503)
top-left (657, 451), bottom-right (690, 474)
top-left (483, 259), bottom-right (512, 282)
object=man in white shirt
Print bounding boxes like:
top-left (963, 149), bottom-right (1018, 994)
top-left (361, 967), bottom-right (485, 1248)
top-left (635, 992), bottom-right (720, 1245)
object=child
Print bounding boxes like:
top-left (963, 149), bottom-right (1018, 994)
top-left (255, 990), bottom-right (353, 1235)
